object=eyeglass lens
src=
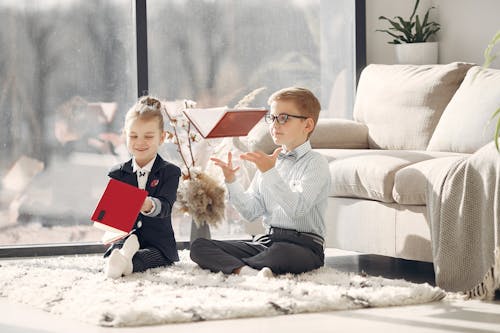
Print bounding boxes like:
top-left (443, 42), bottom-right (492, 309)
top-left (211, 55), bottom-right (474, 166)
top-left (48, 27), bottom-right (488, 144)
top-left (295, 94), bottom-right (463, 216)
top-left (265, 114), bottom-right (288, 124)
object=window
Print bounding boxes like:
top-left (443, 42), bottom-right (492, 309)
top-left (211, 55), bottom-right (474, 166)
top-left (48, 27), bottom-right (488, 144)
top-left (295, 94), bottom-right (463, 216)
top-left (0, 0), bottom-right (136, 246)
top-left (0, 0), bottom-right (364, 249)
top-left (147, 0), bottom-right (364, 240)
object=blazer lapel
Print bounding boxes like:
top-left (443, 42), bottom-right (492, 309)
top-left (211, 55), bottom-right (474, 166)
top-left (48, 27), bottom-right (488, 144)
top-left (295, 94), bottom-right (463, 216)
top-left (121, 160), bottom-right (139, 187)
top-left (145, 155), bottom-right (164, 192)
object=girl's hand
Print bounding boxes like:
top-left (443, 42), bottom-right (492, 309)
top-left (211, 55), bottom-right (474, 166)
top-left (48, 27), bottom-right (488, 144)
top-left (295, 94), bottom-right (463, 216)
top-left (210, 151), bottom-right (240, 183)
top-left (240, 148), bottom-right (281, 173)
top-left (141, 197), bottom-right (153, 214)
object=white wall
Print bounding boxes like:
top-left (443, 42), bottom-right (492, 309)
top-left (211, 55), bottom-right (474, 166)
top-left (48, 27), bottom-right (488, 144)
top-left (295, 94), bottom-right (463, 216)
top-left (366, 0), bottom-right (500, 68)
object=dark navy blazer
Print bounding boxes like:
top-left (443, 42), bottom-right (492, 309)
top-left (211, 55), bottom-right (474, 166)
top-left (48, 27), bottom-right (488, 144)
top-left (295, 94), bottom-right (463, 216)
top-left (103, 155), bottom-right (181, 263)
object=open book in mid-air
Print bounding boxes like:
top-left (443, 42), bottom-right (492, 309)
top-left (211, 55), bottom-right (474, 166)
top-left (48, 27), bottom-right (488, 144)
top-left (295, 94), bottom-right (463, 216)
top-left (91, 178), bottom-right (148, 244)
top-left (183, 107), bottom-right (267, 138)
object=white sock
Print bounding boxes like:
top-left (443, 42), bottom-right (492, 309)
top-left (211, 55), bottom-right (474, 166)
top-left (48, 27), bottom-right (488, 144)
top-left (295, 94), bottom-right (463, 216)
top-left (238, 265), bottom-right (260, 276)
top-left (104, 235), bottom-right (139, 278)
top-left (105, 249), bottom-right (132, 279)
top-left (257, 267), bottom-right (274, 278)
top-left (120, 234), bottom-right (139, 259)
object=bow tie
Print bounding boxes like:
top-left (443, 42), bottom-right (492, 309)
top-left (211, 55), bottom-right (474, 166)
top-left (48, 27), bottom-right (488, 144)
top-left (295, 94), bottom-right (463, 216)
top-left (277, 151), bottom-right (297, 161)
top-left (138, 171), bottom-right (146, 177)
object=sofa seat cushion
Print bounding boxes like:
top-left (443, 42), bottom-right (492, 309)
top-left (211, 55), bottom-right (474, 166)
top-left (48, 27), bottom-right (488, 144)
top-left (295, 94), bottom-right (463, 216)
top-left (325, 149), bottom-right (455, 203)
top-left (393, 153), bottom-right (469, 205)
top-left (353, 62), bottom-right (472, 150)
top-left (427, 66), bottom-right (500, 153)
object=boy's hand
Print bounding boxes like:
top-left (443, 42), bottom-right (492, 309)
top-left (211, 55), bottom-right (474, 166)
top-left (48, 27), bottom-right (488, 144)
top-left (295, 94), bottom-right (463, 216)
top-left (210, 151), bottom-right (240, 183)
top-left (240, 148), bottom-right (281, 173)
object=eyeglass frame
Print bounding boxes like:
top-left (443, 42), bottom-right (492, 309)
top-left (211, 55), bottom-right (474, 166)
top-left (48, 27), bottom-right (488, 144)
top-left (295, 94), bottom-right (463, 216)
top-left (264, 113), bottom-right (309, 125)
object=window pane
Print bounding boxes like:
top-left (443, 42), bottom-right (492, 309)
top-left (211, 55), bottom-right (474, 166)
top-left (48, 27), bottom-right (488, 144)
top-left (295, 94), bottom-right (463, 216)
top-left (0, 1), bottom-right (136, 246)
top-left (147, 0), bottom-right (358, 240)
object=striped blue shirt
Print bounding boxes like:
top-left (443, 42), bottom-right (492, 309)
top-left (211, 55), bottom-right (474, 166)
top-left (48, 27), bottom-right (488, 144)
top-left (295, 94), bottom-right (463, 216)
top-left (226, 140), bottom-right (330, 238)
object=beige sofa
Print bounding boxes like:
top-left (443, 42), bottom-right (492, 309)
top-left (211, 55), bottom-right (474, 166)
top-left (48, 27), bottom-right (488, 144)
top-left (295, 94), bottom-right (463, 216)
top-left (247, 62), bottom-right (500, 262)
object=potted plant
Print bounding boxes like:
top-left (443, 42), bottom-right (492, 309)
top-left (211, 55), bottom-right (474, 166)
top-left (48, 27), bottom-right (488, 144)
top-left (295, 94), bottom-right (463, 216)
top-left (377, 0), bottom-right (440, 64)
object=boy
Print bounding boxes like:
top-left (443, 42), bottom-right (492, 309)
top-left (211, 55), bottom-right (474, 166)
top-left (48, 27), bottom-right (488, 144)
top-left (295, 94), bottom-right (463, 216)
top-left (190, 87), bottom-right (330, 277)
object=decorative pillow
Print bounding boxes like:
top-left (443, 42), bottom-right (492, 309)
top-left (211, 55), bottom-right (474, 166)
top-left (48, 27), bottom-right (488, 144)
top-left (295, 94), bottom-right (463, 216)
top-left (353, 62), bottom-right (473, 150)
top-left (427, 66), bottom-right (500, 153)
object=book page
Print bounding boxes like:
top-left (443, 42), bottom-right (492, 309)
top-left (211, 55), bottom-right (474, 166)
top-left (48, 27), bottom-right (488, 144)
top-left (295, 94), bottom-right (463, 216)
top-left (93, 221), bottom-right (127, 234)
top-left (183, 107), bottom-right (227, 137)
top-left (93, 221), bottom-right (128, 244)
top-left (101, 230), bottom-right (129, 244)
top-left (164, 100), bottom-right (185, 118)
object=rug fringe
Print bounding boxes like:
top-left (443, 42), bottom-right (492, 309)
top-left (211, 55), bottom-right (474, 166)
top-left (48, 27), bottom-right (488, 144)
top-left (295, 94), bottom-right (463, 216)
top-left (466, 247), bottom-right (500, 300)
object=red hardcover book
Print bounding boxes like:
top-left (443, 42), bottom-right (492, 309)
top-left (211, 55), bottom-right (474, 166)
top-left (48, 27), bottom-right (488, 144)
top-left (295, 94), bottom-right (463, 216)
top-left (91, 178), bottom-right (148, 244)
top-left (183, 107), bottom-right (267, 138)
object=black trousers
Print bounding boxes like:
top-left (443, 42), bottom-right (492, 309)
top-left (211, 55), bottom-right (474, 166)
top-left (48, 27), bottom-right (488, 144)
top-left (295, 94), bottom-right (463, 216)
top-left (131, 247), bottom-right (173, 273)
top-left (190, 228), bottom-right (324, 275)
top-left (104, 240), bottom-right (172, 273)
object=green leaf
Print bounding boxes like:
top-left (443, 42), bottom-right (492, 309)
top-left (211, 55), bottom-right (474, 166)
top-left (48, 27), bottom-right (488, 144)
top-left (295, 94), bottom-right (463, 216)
top-left (488, 107), bottom-right (500, 151)
top-left (378, 16), bottom-right (411, 43)
top-left (493, 107), bottom-right (500, 152)
top-left (409, 0), bottom-right (420, 22)
top-left (387, 17), bottom-right (407, 33)
top-left (489, 107), bottom-right (500, 126)
top-left (415, 15), bottom-right (423, 42)
top-left (423, 26), bottom-right (440, 42)
top-left (395, 16), bottom-right (414, 42)
top-left (484, 30), bottom-right (500, 69)
top-left (376, 29), bottom-right (405, 42)
top-left (421, 8), bottom-right (430, 29)
top-left (395, 16), bottom-right (414, 30)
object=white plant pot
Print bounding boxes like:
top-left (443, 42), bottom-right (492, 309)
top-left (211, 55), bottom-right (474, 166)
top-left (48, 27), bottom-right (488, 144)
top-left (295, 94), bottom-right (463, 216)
top-left (395, 42), bottom-right (439, 65)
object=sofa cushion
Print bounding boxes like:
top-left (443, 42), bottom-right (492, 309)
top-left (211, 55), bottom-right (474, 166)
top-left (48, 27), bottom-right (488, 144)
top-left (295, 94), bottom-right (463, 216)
top-left (353, 62), bottom-right (473, 150)
top-left (247, 118), bottom-right (369, 154)
top-left (393, 154), bottom-right (469, 205)
top-left (427, 66), bottom-right (500, 153)
top-left (327, 150), bottom-right (449, 203)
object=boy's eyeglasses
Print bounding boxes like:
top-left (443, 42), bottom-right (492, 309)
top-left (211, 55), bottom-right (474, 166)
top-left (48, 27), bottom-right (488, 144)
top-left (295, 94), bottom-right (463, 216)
top-left (264, 113), bottom-right (308, 125)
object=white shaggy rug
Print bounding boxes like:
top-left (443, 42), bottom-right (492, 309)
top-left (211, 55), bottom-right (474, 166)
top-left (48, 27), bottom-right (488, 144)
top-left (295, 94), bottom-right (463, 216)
top-left (0, 250), bottom-right (447, 327)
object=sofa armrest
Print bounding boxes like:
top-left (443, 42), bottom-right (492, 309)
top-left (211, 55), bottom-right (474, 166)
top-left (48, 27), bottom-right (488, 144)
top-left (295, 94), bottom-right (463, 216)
top-left (247, 118), bottom-right (369, 153)
top-left (311, 118), bottom-right (369, 149)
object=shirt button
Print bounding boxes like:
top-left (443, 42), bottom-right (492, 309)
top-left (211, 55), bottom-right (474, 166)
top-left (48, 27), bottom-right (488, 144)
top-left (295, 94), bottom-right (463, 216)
top-left (137, 220), bottom-right (142, 228)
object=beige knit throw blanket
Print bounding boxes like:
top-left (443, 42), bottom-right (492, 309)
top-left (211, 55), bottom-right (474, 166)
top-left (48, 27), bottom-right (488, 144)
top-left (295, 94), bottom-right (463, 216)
top-left (427, 141), bottom-right (500, 299)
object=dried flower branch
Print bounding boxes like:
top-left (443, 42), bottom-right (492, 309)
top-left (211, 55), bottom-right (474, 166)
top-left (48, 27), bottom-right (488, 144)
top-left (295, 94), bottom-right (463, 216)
top-left (234, 87), bottom-right (267, 109)
top-left (176, 171), bottom-right (226, 227)
top-left (165, 88), bottom-right (266, 226)
top-left (164, 100), bottom-right (199, 179)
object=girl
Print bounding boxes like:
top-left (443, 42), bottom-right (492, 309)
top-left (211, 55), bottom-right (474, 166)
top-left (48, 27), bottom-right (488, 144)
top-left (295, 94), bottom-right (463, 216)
top-left (104, 96), bottom-right (181, 278)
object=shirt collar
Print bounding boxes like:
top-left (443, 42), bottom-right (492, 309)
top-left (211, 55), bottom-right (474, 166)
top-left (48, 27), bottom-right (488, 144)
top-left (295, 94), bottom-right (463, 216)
top-left (279, 141), bottom-right (311, 161)
top-left (132, 155), bottom-right (156, 173)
